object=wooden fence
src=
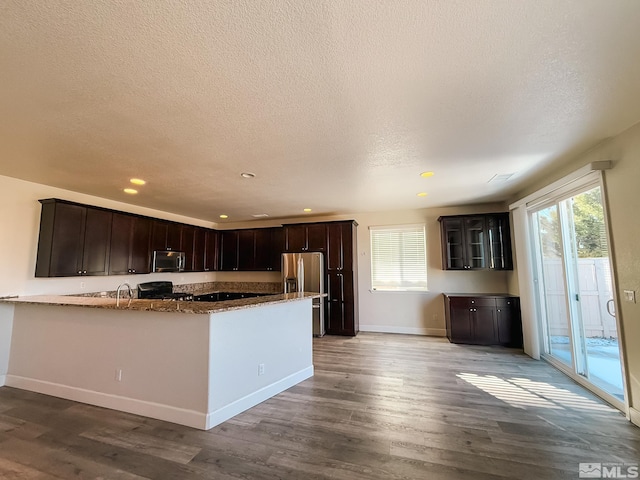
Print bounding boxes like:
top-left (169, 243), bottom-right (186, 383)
top-left (542, 258), bottom-right (617, 339)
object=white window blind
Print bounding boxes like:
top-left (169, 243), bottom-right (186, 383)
top-left (369, 224), bottom-right (427, 291)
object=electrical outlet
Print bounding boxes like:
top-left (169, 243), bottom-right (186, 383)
top-left (80, 281), bottom-right (86, 289)
top-left (624, 290), bottom-right (636, 303)
top-left (258, 364), bottom-right (265, 376)
top-left (115, 369), bottom-right (123, 382)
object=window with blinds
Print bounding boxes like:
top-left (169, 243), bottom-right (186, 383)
top-left (369, 224), bottom-right (427, 291)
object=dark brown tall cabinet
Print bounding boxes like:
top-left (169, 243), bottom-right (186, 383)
top-left (439, 213), bottom-right (513, 270)
top-left (325, 221), bottom-right (359, 336)
top-left (36, 199), bottom-right (112, 277)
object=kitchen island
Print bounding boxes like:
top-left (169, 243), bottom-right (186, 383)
top-left (1, 292), bottom-right (319, 430)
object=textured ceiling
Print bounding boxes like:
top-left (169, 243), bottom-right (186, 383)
top-left (1, 1), bottom-right (640, 222)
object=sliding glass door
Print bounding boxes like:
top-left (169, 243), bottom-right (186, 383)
top-left (531, 183), bottom-right (624, 404)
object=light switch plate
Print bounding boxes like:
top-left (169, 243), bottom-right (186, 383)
top-left (624, 290), bottom-right (636, 303)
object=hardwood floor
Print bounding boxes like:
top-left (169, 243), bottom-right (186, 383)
top-left (0, 332), bottom-right (638, 479)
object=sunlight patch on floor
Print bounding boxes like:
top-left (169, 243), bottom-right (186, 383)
top-left (457, 373), bottom-right (614, 412)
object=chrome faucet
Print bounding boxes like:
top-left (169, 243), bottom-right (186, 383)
top-left (116, 283), bottom-right (133, 307)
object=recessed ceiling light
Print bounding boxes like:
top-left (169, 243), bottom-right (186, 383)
top-left (240, 172), bottom-right (256, 179)
top-left (420, 171), bottom-right (435, 178)
top-left (252, 214), bottom-right (270, 218)
top-left (123, 188), bottom-right (138, 195)
top-left (303, 208), bottom-right (312, 213)
top-left (130, 178), bottom-right (146, 185)
top-left (417, 192), bottom-right (428, 197)
top-left (219, 214), bottom-right (228, 219)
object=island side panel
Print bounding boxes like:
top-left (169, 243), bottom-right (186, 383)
top-left (7, 304), bottom-right (210, 428)
top-left (0, 304), bottom-right (14, 386)
top-left (206, 298), bottom-right (314, 428)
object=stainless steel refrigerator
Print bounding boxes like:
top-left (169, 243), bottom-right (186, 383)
top-left (282, 252), bottom-right (325, 336)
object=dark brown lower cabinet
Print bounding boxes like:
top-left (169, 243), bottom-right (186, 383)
top-left (443, 294), bottom-right (522, 347)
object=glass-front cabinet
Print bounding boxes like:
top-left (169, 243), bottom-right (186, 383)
top-left (439, 213), bottom-right (512, 271)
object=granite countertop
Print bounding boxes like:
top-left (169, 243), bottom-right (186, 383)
top-left (0, 292), bottom-right (325, 314)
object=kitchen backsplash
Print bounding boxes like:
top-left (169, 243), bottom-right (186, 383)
top-left (76, 281), bottom-right (282, 298)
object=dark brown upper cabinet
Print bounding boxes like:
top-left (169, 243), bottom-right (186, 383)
top-left (220, 228), bottom-right (284, 272)
top-left (151, 220), bottom-right (184, 252)
top-left (326, 221), bottom-right (355, 272)
top-left (204, 229), bottom-right (219, 272)
top-left (487, 214), bottom-right (513, 270)
top-left (283, 223), bottom-right (327, 252)
top-left (438, 213), bottom-right (513, 271)
top-left (35, 199), bottom-right (220, 278)
top-left (255, 227), bottom-right (284, 271)
top-left (180, 225), bottom-right (196, 271)
top-left (192, 227), bottom-right (207, 272)
top-left (109, 213), bottom-right (152, 275)
top-left (219, 230), bottom-right (240, 271)
top-left (35, 199), bottom-right (112, 277)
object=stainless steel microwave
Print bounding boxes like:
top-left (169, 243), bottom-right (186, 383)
top-left (152, 250), bottom-right (185, 272)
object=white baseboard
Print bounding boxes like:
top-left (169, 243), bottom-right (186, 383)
top-left (5, 375), bottom-right (208, 429)
top-left (5, 367), bottom-right (314, 431)
top-left (0, 374), bottom-right (6, 387)
top-left (629, 407), bottom-right (640, 427)
top-left (359, 325), bottom-right (446, 337)
top-left (205, 366), bottom-right (314, 429)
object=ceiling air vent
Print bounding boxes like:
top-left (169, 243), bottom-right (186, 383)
top-left (488, 173), bottom-right (514, 183)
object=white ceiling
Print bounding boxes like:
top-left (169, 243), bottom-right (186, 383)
top-left (1, 1), bottom-right (640, 223)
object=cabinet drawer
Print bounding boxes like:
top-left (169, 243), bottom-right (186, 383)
top-left (449, 297), bottom-right (496, 309)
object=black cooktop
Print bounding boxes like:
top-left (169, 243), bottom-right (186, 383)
top-left (193, 292), bottom-right (272, 302)
top-left (137, 281), bottom-right (193, 301)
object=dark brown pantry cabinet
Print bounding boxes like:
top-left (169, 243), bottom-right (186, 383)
top-left (443, 294), bottom-right (522, 347)
top-left (438, 213), bottom-right (512, 270)
top-left (324, 221), bottom-right (359, 336)
top-left (35, 199), bottom-right (112, 277)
